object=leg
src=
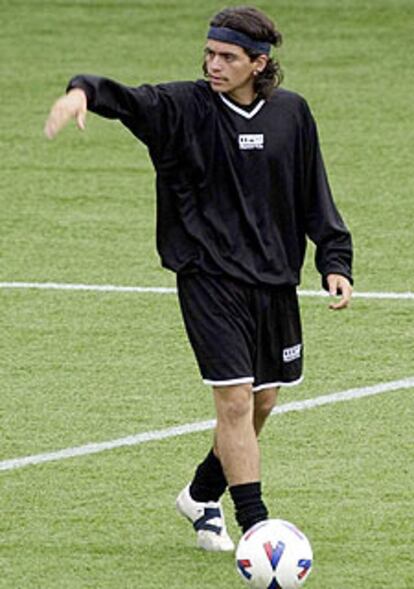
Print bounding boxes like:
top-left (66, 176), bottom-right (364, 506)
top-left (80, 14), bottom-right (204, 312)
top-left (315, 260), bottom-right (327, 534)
top-left (213, 383), bottom-right (259, 485)
top-left (213, 383), bottom-right (268, 533)
top-left (176, 390), bottom-right (236, 551)
top-left (193, 386), bottom-right (280, 503)
top-left (253, 386), bottom-right (279, 437)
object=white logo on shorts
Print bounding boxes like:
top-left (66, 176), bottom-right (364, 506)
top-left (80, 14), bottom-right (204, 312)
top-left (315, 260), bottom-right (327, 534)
top-left (283, 344), bottom-right (302, 363)
top-left (238, 134), bottom-right (264, 150)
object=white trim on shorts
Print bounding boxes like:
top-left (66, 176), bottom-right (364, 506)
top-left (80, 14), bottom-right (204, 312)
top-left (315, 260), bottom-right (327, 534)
top-left (203, 376), bottom-right (254, 387)
top-left (253, 375), bottom-right (304, 392)
top-left (203, 375), bottom-right (303, 390)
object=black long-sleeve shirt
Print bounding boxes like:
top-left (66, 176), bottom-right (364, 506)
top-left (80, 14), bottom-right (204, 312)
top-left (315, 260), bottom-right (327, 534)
top-left (68, 75), bottom-right (353, 288)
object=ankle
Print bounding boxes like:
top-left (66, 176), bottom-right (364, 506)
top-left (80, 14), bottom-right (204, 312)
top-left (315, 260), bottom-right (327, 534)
top-left (230, 481), bottom-right (268, 532)
top-left (190, 448), bottom-right (227, 502)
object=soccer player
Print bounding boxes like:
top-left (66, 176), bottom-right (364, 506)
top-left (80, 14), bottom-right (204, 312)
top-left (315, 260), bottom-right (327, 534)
top-left (45, 6), bottom-right (353, 552)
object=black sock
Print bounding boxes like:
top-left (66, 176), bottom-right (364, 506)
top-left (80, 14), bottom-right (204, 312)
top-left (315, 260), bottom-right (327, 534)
top-left (229, 482), bottom-right (268, 533)
top-left (189, 448), bottom-right (228, 502)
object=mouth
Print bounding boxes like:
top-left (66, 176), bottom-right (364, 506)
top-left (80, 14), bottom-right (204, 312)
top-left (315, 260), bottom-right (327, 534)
top-left (208, 75), bottom-right (226, 84)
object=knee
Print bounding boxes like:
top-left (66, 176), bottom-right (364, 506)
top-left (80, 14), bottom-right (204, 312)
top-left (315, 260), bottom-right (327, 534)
top-left (254, 388), bottom-right (278, 420)
top-left (254, 398), bottom-right (274, 422)
top-left (214, 383), bottom-right (253, 424)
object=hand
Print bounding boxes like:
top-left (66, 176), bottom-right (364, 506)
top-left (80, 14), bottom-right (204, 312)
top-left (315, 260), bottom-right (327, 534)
top-left (44, 88), bottom-right (87, 139)
top-left (326, 274), bottom-right (353, 310)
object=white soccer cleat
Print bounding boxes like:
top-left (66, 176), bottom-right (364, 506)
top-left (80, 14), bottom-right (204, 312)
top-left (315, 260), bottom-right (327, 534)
top-left (176, 484), bottom-right (235, 552)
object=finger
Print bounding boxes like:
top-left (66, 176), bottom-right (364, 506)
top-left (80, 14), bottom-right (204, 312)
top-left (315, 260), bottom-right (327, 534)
top-left (326, 275), bottom-right (339, 297)
top-left (329, 296), bottom-right (348, 310)
top-left (44, 104), bottom-right (71, 139)
top-left (76, 110), bottom-right (86, 131)
top-left (44, 119), bottom-right (55, 140)
top-left (44, 113), bottom-right (63, 139)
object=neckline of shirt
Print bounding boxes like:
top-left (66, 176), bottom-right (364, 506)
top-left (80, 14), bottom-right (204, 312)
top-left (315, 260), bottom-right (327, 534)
top-left (219, 93), bottom-right (266, 119)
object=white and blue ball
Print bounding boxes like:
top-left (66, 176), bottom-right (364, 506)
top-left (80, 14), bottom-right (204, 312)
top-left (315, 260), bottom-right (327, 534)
top-left (236, 519), bottom-right (313, 589)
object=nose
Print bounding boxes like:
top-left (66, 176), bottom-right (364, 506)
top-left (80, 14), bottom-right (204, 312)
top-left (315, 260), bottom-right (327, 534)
top-left (210, 54), bottom-right (222, 71)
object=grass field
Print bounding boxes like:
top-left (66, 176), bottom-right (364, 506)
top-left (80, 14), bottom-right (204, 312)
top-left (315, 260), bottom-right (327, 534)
top-left (1, 0), bottom-right (413, 588)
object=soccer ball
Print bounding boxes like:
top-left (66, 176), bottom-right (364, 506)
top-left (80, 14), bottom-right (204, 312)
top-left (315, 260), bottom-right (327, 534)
top-left (236, 519), bottom-right (313, 589)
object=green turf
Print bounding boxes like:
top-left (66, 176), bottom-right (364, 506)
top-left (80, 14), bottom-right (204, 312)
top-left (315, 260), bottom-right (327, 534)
top-left (1, 293), bottom-right (412, 460)
top-left (1, 392), bottom-right (412, 588)
top-left (1, 0), bottom-right (414, 587)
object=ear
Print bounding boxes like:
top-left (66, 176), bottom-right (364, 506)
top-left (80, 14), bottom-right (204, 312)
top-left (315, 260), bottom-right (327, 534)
top-left (254, 54), bottom-right (269, 73)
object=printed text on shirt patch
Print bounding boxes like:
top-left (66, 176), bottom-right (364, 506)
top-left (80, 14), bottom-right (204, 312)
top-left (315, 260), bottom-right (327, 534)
top-left (238, 134), bottom-right (264, 150)
top-left (283, 344), bottom-right (302, 363)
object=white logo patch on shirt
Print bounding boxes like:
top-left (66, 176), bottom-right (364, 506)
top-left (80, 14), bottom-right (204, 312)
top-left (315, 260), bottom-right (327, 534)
top-left (238, 134), bottom-right (264, 150)
top-left (283, 344), bottom-right (302, 363)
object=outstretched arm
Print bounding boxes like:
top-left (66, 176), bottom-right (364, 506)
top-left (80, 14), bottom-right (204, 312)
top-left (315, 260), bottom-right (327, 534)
top-left (44, 88), bottom-right (87, 139)
top-left (44, 75), bottom-right (192, 155)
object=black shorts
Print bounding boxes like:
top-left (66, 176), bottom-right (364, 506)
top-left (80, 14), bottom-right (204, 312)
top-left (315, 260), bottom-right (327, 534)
top-left (177, 273), bottom-right (303, 391)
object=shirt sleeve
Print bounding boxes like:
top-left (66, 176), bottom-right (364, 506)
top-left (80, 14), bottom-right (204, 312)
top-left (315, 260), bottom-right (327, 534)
top-left (66, 75), bottom-right (189, 159)
top-left (301, 101), bottom-right (353, 289)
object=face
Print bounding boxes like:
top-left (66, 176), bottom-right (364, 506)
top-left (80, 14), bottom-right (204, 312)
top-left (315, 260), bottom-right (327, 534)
top-left (204, 39), bottom-right (267, 102)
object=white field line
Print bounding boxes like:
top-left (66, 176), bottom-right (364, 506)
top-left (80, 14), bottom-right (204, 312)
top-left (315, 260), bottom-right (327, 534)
top-left (0, 282), bottom-right (176, 294)
top-left (1, 377), bottom-right (413, 473)
top-left (0, 281), bottom-right (413, 300)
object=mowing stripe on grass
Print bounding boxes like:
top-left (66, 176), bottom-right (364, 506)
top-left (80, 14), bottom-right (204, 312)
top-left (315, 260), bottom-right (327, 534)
top-left (1, 377), bottom-right (413, 473)
top-left (1, 281), bottom-right (413, 300)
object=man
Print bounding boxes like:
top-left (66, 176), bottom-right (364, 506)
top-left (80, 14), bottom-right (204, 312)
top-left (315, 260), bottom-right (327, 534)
top-left (45, 6), bottom-right (353, 553)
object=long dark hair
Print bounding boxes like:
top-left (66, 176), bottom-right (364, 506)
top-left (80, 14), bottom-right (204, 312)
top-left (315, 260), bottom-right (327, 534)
top-left (205, 6), bottom-right (283, 99)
